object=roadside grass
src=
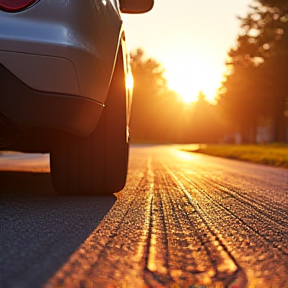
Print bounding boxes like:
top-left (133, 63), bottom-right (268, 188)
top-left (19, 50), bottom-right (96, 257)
top-left (191, 144), bottom-right (288, 168)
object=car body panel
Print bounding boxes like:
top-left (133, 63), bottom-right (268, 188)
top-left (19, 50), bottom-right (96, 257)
top-left (0, 51), bottom-right (80, 95)
top-left (0, 0), bottom-right (153, 152)
top-left (0, 0), bottom-right (121, 103)
top-left (0, 0), bottom-right (124, 140)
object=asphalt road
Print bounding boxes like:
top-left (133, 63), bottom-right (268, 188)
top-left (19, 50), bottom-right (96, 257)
top-left (0, 145), bottom-right (288, 288)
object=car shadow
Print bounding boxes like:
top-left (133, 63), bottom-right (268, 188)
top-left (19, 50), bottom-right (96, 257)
top-left (0, 171), bottom-right (116, 288)
top-left (0, 171), bottom-right (56, 196)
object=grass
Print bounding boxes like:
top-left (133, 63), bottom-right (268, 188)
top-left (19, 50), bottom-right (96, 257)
top-left (191, 144), bottom-right (288, 168)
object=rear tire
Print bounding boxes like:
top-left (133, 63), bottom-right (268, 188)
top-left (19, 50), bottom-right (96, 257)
top-left (50, 51), bottom-right (129, 196)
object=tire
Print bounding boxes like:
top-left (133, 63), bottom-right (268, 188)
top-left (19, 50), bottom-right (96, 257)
top-left (50, 50), bottom-right (129, 196)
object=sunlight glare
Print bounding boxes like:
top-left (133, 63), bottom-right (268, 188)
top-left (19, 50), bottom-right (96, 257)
top-left (126, 72), bottom-right (134, 91)
top-left (162, 54), bottom-right (223, 104)
top-left (173, 148), bottom-right (201, 162)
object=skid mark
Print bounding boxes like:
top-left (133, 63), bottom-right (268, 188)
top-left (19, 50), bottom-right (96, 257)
top-left (45, 147), bottom-right (288, 288)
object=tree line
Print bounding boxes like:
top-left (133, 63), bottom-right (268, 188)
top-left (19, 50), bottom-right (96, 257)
top-left (130, 0), bottom-right (288, 144)
top-left (218, 0), bottom-right (288, 143)
top-left (129, 49), bottom-right (227, 143)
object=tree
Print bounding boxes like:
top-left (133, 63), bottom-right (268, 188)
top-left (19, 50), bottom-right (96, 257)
top-left (190, 92), bottom-right (227, 143)
top-left (259, 0), bottom-right (288, 10)
top-left (130, 49), bottom-right (230, 144)
top-left (130, 49), bottom-right (188, 143)
top-left (218, 0), bottom-right (288, 142)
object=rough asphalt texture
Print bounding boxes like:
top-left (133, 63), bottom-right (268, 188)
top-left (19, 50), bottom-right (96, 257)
top-left (0, 145), bottom-right (288, 288)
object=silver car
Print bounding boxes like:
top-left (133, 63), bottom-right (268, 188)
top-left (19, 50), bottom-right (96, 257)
top-left (0, 0), bottom-right (153, 195)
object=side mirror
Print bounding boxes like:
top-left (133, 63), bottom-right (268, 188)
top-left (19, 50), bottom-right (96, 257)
top-left (119, 0), bottom-right (154, 14)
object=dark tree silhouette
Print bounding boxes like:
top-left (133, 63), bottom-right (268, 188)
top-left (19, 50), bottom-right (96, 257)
top-left (130, 49), bottom-right (230, 144)
top-left (130, 49), bottom-right (189, 143)
top-left (190, 92), bottom-right (228, 143)
top-left (218, 0), bottom-right (288, 143)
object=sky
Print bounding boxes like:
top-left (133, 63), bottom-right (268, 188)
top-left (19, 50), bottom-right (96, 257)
top-left (122, 0), bottom-right (253, 103)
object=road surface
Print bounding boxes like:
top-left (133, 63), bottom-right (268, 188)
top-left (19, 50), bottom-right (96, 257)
top-left (0, 145), bottom-right (288, 288)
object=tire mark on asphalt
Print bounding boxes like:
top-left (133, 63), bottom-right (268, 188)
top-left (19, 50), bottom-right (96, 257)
top-left (168, 155), bottom-right (288, 256)
top-left (163, 163), bottom-right (241, 286)
top-left (46, 156), bottom-right (244, 288)
top-left (148, 166), bottom-right (215, 286)
top-left (46, 148), bottom-right (288, 288)
top-left (46, 157), bottom-right (154, 288)
top-left (156, 169), bottom-right (218, 286)
top-left (144, 172), bottom-right (171, 286)
top-left (180, 172), bottom-right (288, 256)
top-left (170, 167), bottom-right (288, 287)
top-left (184, 158), bottom-right (288, 214)
top-left (203, 177), bottom-right (288, 226)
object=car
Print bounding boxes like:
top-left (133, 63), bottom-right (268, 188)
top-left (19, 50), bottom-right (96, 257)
top-left (0, 0), bottom-right (154, 196)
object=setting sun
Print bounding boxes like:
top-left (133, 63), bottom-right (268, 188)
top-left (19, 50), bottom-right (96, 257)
top-left (122, 0), bottom-right (252, 104)
top-left (163, 54), bottom-right (223, 104)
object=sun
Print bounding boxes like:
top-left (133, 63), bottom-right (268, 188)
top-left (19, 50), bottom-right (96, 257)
top-left (163, 54), bottom-right (223, 104)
